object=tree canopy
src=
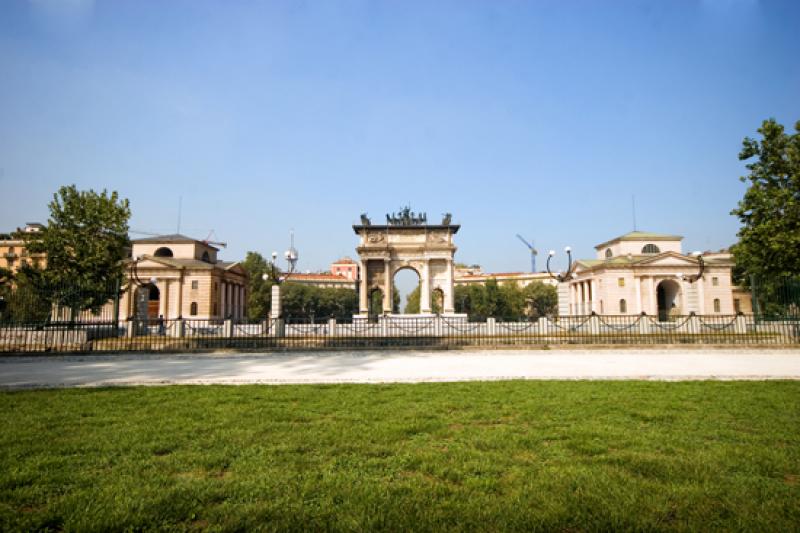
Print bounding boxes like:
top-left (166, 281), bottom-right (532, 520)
top-left (731, 119), bottom-right (800, 281)
top-left (23, 185), bottom-right (130, 313)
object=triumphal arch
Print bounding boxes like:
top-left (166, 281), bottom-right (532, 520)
top-left (354, 208), bottom-right (460, 317)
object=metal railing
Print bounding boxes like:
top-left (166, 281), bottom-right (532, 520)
top-left (1, 313), bottom-right (798, 354)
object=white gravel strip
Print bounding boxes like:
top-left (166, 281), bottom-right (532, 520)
top-left (1, 348), bottom-right (799, 389)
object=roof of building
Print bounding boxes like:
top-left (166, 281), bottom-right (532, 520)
top-left (127, 256), bottom-right (242, 272)
top-left (594, 231), bottom-right (683, 250)
top-left (132, 233), bottom-right (219, 250)
top-left (332, 257), bottom-right (357, 265)
top-left (456, 271), bottom-right (550, 279)
top-left (287, 273), bottom-right (355, 283)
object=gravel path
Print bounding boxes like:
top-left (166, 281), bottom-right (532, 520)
top-left (1, 348), bottom-right (799, 389)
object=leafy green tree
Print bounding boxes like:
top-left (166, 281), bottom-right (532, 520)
top-left (522, 282), bottom-right (558, 318)
top-left (241, 251), bottom-right (275, 320)
top-left (404, 285), bottom-right (421, 314)
top-left (731, 119), bottom-right (800, 281)
top-left (24, 185), bottom-right (130, 316)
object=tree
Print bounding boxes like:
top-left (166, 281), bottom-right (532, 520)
top-left (522, 282), bottom-right (558, 318)
top-left (404, 285), bottom-right (421, 314)
top-left (241, 251), bottom-right (275, 320)
top-left (24, 185), bottom-right (130, 315)
top-left (731, 119), bottom-right (800, 281)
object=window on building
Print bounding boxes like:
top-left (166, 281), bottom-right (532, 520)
top-left (605, 248), bottom-right (612, 259)
top-left (713, 298), bottom-right (721, 313)
top-left (201, 251), bottom-right (211, 263)
top-left (618, 277), bottom-right (625, 287)
top-left (641, 244), bottom-right (660, 254)
top-left (619, 299), bottom-right (627, 313)
top-left (191, 280), bottom-right (199, 290)
top-left (190, 302), bottom-right (198, 316)
top-left (154, 247), bottom-right (173, 257)
top-left (712, 277), bottom-right (719, 286)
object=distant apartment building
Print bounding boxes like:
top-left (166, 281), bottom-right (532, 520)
top-left (0, 223), bottom-right (46, 274)
top-left (287, 257), bottom-right (359, 290)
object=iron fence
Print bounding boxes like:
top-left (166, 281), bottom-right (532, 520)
top-left (0, 313), bottom-right (798, 354)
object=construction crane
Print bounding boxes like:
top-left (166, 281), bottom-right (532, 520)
top-left (516, 234), bottom-right (538, 272)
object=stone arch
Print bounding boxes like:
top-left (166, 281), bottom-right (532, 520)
top-left (656, 279), bottom-right (680, 321)
top-left (354, 215), bottom-right (460, 317)
top-left (135, 283), bottom-right (160, 319)
top-left (154, 247), bottom-right (173, 258)
top-left (392, 265), bottom-right (421, 314)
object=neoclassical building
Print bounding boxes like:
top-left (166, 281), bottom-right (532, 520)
top-left (119, 234), bottom-right (248, 320)
top-left (565, 231), bottom-right (748, 318)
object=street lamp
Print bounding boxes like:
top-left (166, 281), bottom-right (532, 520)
top-left (261, 246), bottom-right (298, 285)
top-left (681, 252), bottom-right (705, 283)
top-left (546, 246), bottom-right (574, 283)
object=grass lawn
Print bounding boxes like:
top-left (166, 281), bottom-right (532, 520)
top-left (1, 381), bottom-right (799, 531)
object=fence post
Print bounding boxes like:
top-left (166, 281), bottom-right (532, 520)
top-left (539, 316), bottom-right (549, 336)
top-left (328, 317), bottom-right (336, 337)
top-left (274, 318), bottom-right (285, 338)
top-left (224, 318), bottom-right (233, 338)
top-left (589, 312), bottom-right (600, 335)
top-left (126, 319), bottom-right (135, 338)
top-left (638, 313), bottom-right (650, 336)
top-left (487, 317), bottom-right (496, 336)
top-left (174, 318), bottom-right (185, 338)
top-left (687, 313), bottom-right (700, 335)
top-left (735, 313), bottom-right (747, 335)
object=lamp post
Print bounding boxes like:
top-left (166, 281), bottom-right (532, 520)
top-left (546, 246), bottom-right (574, 283)
top-left (680, 252), bottom-right (705, 283)
top-left (261, 242), bottom-right (299, 323)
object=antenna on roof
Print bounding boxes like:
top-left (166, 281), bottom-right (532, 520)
top-left (631, 194), bottom-right (637, 231)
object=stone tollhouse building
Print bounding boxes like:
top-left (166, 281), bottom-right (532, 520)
top-left (565, 231), bottom-right (749, 318)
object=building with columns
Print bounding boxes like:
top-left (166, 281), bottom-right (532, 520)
top-left (565, 231), bottom-right (747, 318)
top-left (119, 234), bottom-right (248, 320)
top-left (353, 211), bottom-right (460, 317)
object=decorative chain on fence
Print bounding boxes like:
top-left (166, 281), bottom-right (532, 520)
top-left (1, 313), bottom-right (798, 354)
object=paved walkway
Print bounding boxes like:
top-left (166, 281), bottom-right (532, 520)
top-left (1, 348), bottom-right (799, 389)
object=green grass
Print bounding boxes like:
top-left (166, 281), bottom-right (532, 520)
top-left (1, 382), bottom-right (799, 531)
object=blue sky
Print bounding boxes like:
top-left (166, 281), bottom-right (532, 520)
top-left (1, 0), bottom-right (798, 291)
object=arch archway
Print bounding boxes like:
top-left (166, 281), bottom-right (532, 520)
top-left (154, 247), bottom-right (173, 258)
top-left (656, 279), bottom-right (680, 321)
top-left (354, 212), bottom-right (460, 317)
top-left (135, 283), bottom-right (160, 320)
top-left (393, 266), bottom-right (421, 314)
top-left (368, 288), bottom-right (384, 320)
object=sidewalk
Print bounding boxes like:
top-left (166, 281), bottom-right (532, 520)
top-left (1, 348), bottom-right (799, 389)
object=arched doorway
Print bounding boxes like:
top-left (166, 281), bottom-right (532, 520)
top-left (135, 284), bottom-right (160, 320)
top-left (368, 288), bottom-right (384, 320)
top-left (431, 287), bottom-right (444, 314)
top-left (656, 279), bottom-right (680, 321)
top-left (393, 267), bottom-right (421, 314)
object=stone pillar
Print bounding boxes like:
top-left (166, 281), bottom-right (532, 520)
top-left (590, 279), bottom-right (597, 314)
top-left (648, 277), bottom-right (656, 315)
top-left (221, 282), bottom-right (227, 319)
top-left (697, 277), bottom-right (706, 315)
top-left (383, 259), bottom-right (392, 313)
top-left (557, 283), bottom-right (570, 317)
top-left (176, 272), bottom-right (184, 318)
top-left (420, 260), bottom-right (431, 313)
top-left (327, 317), bottom-right (336, 337)
top-left (444, 260), bottom-right (455, 313)
top-left (358, 260), bottom-right (368, 314)
top-left (271, 284), bottom-right (281, 318)
top-left (635, 276), bottom-right (642, 314)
